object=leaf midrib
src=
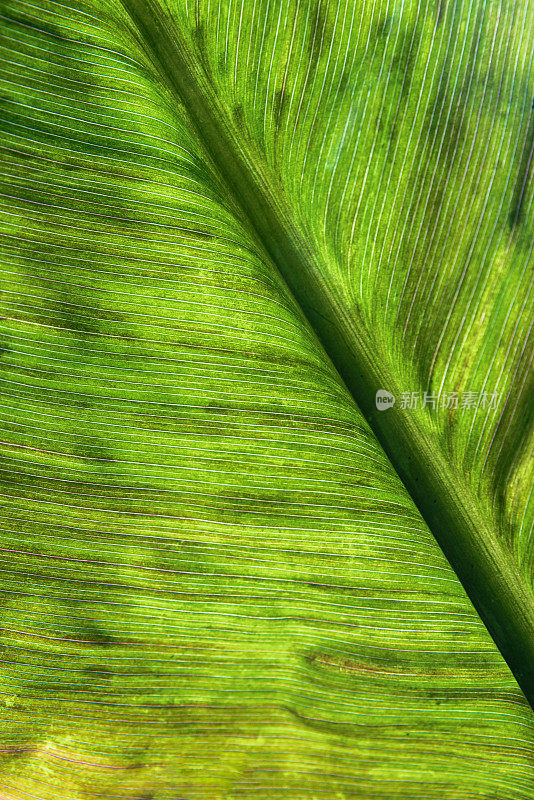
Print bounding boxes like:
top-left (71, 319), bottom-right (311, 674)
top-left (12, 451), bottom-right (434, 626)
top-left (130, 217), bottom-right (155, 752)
top-left (121, 0), bottom-right (534, 708)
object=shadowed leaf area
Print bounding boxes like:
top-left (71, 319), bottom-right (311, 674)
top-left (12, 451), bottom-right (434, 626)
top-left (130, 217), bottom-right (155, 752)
top-left (0, 0), bottom-right (533, 797)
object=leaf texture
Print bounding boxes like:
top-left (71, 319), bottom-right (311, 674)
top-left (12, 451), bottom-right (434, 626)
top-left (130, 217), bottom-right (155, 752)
top-left (0, 0), bottom-right (533, 798)
top-left (172, 0), bottom-right (534, 561)
top-left (118, 0), bottom-right (534, 689)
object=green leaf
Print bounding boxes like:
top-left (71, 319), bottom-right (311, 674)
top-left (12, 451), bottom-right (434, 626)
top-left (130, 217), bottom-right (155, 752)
top-left (0, 0), bottom-right (533, 797)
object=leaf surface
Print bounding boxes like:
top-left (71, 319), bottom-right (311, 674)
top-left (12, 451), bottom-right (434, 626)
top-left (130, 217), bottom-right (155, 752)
top-left (0, 0), bottom-right (533, 797)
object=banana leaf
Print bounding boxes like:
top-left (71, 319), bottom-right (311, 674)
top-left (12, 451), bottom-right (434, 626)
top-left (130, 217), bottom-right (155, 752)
top-left (0, 0), bottom-right (533, 796)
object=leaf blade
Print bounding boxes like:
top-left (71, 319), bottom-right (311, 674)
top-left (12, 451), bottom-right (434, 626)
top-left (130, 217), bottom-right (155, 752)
top-left (1, 0), bottom-right (534, 797)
